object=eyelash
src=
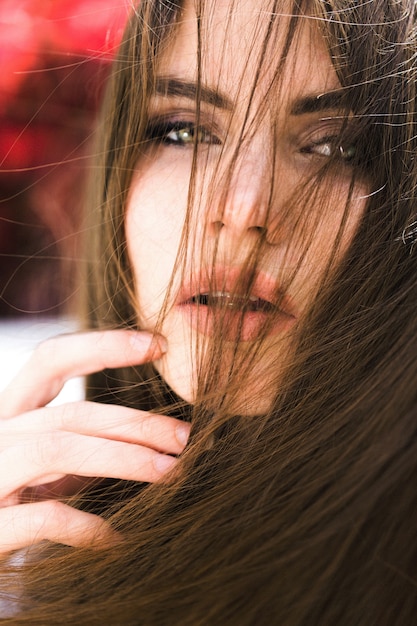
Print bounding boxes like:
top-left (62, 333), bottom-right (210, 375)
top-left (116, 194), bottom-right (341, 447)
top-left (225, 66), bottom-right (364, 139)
top-left (145, 119), bottom-right (357, 165)
top-left (301, 135), bottom-right (356, 163)
top-left (146, 120), bottom-right (221, 147)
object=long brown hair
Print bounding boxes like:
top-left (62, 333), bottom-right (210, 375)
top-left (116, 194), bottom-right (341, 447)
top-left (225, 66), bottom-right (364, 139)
top-left (2, 1), bottom-right (417, 623)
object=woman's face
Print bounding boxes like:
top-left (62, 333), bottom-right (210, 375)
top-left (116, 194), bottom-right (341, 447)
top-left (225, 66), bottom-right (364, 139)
top-left (126, 0), bottom-right (367, 412)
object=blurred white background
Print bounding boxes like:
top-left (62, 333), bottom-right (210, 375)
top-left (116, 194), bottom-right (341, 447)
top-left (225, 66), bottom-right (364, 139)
top-left (0, 317), bottom-right (84, 404)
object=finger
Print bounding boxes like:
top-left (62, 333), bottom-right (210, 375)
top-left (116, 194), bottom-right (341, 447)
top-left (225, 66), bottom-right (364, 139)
top-left (1, 402), bottom-right (190, 456)
top-left (0, 432), bottom-right (178, 499)
top-left (0, 330), bottom-right (166, 418)
top-left (0, 500), bottom-right (119, 555)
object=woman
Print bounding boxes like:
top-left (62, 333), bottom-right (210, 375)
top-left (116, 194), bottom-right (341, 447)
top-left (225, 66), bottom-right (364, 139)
top-left (0, 0), bottom-right (416, 623)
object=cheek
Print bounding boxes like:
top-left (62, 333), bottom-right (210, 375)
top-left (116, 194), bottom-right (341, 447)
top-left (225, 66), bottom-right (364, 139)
top-left (324, 181), bottom-right (367, 253)
top-left (295, 183), bottom-right (367, 309)
top-left (125, 162), bottom-right (191, 320)
top-left (126, 166), bottom-right (186, 243)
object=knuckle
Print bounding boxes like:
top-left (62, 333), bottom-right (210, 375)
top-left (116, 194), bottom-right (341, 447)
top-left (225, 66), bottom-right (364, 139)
top-left (33, 336), bottom-right (60, 367)
top-left (139, 414), bottom-right (174, 450)
top-left (58, 402), bottom-right (80, 430)
top-left (138, 413), bottom-right (155, 441)
top-left (41, 500), bottom-right (67, 525)
top-left (30, 500), bottom-right (69, 541)
top-left (31, 338), bottom-right (64, 388)
top-left (32, 432), bottom-right (65, 470)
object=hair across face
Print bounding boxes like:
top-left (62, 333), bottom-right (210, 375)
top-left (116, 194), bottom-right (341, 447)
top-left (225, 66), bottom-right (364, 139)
top-left (124, 0), bottom-right (369, 414)
top-left (8, 1), bottom-right (417, 624)
top-left (84, 0), bottom-right (417, 429)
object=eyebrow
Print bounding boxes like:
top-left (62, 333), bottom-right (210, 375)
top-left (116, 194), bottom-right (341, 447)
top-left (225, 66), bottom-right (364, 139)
top-left (154, 77), bottom-right (233, 110)
top-left (290, 90), bottom-right (350, 116)
top-left (154, 77), bottom-right (349, 116)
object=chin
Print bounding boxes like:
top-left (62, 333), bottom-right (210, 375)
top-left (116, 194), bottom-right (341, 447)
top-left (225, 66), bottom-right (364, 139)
top-left (154, 354), bottom-right (197, 405)
top-left (154, 353), bottom-right (279, 417)
top-left (152, 315), bottom-right (291, 416)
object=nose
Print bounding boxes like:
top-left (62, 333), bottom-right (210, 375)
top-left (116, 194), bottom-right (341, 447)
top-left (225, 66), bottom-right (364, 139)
top-left (207, 144), bottom-right (279, 243)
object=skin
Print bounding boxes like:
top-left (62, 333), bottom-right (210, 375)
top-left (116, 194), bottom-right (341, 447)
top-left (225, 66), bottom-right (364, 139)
top-left (0, 0), bottom-right (367, 553)
top-left (0, 331), bottom-right (190, 553)
top-left (126, 0), bottom-right (367, 411)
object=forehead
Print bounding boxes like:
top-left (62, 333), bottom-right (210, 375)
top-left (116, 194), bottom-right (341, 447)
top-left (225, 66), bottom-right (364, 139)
top-left (160, 0), bottom-right (340, 104)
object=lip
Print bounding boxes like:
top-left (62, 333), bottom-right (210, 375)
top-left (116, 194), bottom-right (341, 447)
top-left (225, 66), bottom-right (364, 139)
top-left (176, 266), bottom-right (297, 342)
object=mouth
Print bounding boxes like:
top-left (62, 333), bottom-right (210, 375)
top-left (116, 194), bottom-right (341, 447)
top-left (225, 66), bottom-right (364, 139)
top-left (188, 292), bottom-right (277, 313)
top-left (177, 268), bottom-right (297, 341)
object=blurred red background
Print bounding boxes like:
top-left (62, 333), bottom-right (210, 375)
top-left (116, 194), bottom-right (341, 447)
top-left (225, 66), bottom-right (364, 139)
top-left (0, 1), bottom-right (130, 316)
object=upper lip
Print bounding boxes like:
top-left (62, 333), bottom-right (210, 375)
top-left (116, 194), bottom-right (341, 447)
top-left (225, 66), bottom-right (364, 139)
top-left (176, 266), bottom-right (297, 318)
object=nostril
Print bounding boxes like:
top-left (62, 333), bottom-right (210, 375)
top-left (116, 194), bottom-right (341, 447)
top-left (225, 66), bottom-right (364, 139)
top-left (250, 225), bottom-right (267, 236)
top-left (210, 221), bottom-right (225, 235)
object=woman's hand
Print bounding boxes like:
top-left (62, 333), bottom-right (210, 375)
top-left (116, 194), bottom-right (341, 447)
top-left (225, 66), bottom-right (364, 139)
top-left (0, 330), bottom-right (190, 554)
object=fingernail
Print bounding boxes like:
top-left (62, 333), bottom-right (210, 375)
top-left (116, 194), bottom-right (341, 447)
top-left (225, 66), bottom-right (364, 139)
top-left (176, 422), bottom-right (191, 447)
top-left (152, 335), bottom-right (168, 354)
top-left (154, 454), bottom-right (178, 474)
top-left (91, 525), bottom-right (124, 550)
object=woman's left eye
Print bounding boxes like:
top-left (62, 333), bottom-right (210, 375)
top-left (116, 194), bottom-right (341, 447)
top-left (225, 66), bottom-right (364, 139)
top-left (301, 137), bottom-right (356, 162)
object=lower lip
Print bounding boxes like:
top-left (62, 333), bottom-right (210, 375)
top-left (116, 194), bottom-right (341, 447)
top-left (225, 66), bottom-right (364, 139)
top-left (177, 303), bottom-right (296, 342)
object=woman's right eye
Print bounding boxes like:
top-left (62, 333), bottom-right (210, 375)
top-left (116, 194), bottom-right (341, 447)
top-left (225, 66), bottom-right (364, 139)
top-left (146, 120), bottom-right (221, 147)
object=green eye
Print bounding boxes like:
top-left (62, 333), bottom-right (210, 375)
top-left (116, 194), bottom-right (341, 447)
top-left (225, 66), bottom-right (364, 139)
top-left (166, 126), bottom-right (195, 144)
top-left (338, 145), bottom-right (356, 161)
top-left (147, 120), bottom-right (221, 147)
